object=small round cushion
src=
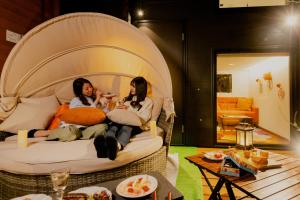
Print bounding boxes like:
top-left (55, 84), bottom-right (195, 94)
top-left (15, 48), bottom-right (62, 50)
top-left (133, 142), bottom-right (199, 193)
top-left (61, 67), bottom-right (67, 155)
top-left (61, 107), bottom-right (106, 126)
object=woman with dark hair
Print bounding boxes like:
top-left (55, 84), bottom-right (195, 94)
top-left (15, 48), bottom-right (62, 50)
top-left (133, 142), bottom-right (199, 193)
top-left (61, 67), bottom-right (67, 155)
top-left (94, 76), bottom-right (153, 160)
top-left (28, 77), bottom-right (102, 138)
top-left (70, 78), bottom-right (102, 108)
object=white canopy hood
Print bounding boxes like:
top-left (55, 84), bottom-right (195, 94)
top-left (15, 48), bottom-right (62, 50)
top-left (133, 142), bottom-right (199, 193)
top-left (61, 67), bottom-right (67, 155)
top-left (0, 13), bottom-right (174, 119)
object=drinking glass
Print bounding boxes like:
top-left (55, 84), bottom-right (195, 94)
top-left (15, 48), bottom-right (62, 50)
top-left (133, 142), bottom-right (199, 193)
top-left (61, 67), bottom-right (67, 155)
top-left (50, 168), bottom-right (70, 200)
top-left (108, 100), bottom-right (117, 111)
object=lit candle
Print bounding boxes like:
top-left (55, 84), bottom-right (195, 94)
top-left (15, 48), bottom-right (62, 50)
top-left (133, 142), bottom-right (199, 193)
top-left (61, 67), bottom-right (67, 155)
top-left (246, 132), bottom-right (252, 146)
top-left (17, 130), bottom-right (28, 148)
top-left (150, 120), bottom-right (157, 137)
top-left (239, 131), bottom-right (245, 146)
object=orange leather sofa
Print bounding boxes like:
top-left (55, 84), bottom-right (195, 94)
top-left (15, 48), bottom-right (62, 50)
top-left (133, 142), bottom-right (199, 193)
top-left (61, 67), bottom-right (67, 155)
top-left (217, 97), bottom-right (259, 125)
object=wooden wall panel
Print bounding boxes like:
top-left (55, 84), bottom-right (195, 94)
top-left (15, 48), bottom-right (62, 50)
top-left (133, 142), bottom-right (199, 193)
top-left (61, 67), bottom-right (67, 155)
top-left (0, 0), bottom-right (42, 73)
top-left (0, 0), bottom-right (59, 74)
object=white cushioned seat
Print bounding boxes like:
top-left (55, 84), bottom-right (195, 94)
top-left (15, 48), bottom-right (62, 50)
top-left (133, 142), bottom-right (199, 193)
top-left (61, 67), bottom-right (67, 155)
top-left (0, 128), bottom-right (163, 175)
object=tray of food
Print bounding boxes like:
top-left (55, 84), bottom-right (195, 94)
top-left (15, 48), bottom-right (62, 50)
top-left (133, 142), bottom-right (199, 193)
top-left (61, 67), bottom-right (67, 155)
top-left (225, 148), bottom-right (282, 171)
top-left (66, 186), bottom-right (112, 200)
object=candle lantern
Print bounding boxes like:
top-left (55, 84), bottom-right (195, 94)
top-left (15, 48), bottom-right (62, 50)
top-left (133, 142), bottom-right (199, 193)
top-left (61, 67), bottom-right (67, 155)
top-left (235, 123), bottom-right (254, 149)
top-left (17, 130), bottom-right (28, 148)
top-left (149, 120), bottom-right (157, 137)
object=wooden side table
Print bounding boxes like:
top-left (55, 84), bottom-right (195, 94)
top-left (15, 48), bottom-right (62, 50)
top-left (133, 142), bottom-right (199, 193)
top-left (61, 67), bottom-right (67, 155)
top-left (186, 152), bottom-right (300, 200)
top-left (218, 115), bottom-right (253, 133)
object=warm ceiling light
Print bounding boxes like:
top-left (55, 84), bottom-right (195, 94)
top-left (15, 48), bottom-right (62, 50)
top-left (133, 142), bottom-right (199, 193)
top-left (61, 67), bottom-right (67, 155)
top-left (286, 15), bottom-right (297, 26)
top-left (137, 9), bottom-right (144, 17)
top-left (229, 63), bottom-right (234, 66)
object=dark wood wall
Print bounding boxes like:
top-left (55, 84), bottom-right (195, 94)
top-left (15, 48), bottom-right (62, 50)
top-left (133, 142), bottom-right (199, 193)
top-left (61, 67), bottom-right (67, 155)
top-left (131, 0), bottom-right (300, 147)
top-left (0, 0), bottom-right (59, 73)
top-left (135, 20), bottom-right (186, 145)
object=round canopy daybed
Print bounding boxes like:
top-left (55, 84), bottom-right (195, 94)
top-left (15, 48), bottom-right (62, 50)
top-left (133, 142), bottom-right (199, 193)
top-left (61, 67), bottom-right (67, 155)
top-left (0, 12), bottom-right (174, 199)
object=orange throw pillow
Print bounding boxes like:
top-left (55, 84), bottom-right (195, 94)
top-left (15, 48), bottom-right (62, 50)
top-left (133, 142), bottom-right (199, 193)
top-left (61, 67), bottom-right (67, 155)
top-left (48, 104), bottom-right (69, 130)
top-left (60, 107), bottom-right (106, 126)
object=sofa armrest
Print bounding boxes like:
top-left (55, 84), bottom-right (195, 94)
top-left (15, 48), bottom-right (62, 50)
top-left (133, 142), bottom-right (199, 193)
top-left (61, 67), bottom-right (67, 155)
top-left (251, 107), bottom-right (259, 124)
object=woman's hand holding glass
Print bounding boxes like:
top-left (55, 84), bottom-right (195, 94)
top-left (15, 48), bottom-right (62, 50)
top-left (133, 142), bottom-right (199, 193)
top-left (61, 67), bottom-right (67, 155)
top-left (94, 89), bottom-right (102, 99)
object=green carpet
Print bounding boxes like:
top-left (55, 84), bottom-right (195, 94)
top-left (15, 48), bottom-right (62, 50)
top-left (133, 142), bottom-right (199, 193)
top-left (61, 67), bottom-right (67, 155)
top-left (169, 146), bottom-right (203, 200)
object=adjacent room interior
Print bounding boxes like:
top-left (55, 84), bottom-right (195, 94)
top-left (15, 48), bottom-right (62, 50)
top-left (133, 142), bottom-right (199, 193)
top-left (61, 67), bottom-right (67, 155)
top-left (216, 53), bottom-right (290, 146)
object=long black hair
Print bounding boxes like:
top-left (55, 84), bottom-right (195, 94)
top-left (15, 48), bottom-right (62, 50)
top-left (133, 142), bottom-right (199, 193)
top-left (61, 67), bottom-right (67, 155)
top-left (73, 78), bottom-right (94, 106)
top-left (124, 76), bottom-right (148, 110)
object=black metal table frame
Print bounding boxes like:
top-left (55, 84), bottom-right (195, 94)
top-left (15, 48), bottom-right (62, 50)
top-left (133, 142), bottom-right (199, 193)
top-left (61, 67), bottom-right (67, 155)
top-left (197, 166), bottom-right (260, 200)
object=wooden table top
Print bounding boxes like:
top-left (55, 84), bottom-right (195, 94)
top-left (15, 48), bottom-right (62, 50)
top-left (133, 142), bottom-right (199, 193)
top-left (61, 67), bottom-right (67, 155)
top-left (186, 152), bottom-right (300, 200)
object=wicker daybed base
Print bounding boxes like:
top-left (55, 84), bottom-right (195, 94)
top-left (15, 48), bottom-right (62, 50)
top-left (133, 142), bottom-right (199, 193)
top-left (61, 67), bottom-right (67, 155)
top-left (0, 146), bottom-right (166, 200)
top-left (0, 111), bottom-right (174, 200)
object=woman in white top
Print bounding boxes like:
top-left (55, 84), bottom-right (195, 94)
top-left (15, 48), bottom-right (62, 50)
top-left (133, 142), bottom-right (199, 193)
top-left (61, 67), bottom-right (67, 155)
top-left (94, 77), bottom-right (153, 160)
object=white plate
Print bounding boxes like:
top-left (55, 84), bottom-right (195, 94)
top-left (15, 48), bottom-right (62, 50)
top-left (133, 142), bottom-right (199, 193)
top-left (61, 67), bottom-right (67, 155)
top-left (11, 194), bottom-right (51, 200)
top-left (204, 151), bottom-right (226, 161)
top-left (116, 174), bottom-right (157, 198)
top-left (69, 186), bottom-right (112, 199)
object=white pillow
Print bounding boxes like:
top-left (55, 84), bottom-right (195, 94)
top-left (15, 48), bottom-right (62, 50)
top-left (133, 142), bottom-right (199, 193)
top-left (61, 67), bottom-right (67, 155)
top-left (150, 96), bottom-right (163, 121)
top-left (107, 109), bottom-right (142, 126)
top-left (0, 97), bottom-right (18, 121)
top-left (0, 101), bottom-right (57, 133)
top-left (20, 95), bottom-right (59, 111)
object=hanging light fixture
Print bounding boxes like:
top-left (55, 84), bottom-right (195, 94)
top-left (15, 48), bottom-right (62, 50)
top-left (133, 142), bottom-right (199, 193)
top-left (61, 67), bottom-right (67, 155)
top-left (285, 0), bottom-right (300, 27)
top-left (136, 0), bottom-right (144, 18)
top-left (137, 9), bottom-right (144, 17)
top-left (286, 15), bottom-right (298, 26)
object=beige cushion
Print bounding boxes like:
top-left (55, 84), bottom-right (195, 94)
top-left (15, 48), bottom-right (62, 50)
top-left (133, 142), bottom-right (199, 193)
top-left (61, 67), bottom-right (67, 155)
top-left (107, 109), bottom-right (142, 126)
top-left (237, 98), bottom-right (252, 111)
top-left (0, 97), bottom-right (18, 121)
top-left (150, 96), bottom-right (163, 121)
top-left (0, 102), bottom-right (56, 133)
top-left (217, 103), bottom-right (221, 111)
top-left (0, 95), bottom-right (59, 133)
top-left (20, 95), bottom-right (59, 111)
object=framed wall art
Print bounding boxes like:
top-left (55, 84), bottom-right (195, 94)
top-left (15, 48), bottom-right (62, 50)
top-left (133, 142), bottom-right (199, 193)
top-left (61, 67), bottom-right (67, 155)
top-left (217, 74), bottom-right (232, 93)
